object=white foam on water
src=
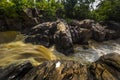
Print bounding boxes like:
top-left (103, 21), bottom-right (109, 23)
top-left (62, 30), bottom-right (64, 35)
top-left (73, 38), bottom-right (120, 63)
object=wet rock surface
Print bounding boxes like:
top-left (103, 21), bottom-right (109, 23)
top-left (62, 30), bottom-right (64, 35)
top-left (25, 22), bottom-right (57, 47)
top-left (1, 53), bottom-right (120, 80)
top-left (89, 53), bottom-right (120, 80)
top-left (22, 60), bottom-right (88, 80)
top-left (0, 61), bottom-right (33, 80)
top-left (54, 21), bottom-right (73, 55)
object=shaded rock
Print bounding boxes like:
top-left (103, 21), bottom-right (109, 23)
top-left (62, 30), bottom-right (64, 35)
top-left (70, 19), bottom-right (95, 29)
top-left (54, 20), bottom-right (74, 55)
top-left (25, 22), bottom-right (57, 47)
top-left (69, 26), bottom-right (92, 44)
top-left (0, 61), bottom-right (33, 80)
top-left (104, 21), bottom-right (120, 40)
top-left (19, 10), bottom-right (39, 31)
top-left (24, 8), bottom-right (44, 24)
top-left (69, 19), bottom-right (94, 44)
top-left (105, 29), bottom-right (118, 40)
top-left (92, 23), bottom-right (106, 41)
top-left (0, 20), bottom-right (8, 31)
top-left (0, 9), bottom-right (38, 31)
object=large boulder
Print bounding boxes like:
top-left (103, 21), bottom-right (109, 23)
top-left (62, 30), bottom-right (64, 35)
top-left (69, 25), bottom-right (92, 44)
top-left (89, 53), bottom-right (120, 80)
top-left (69, 19), bottom-right (94, 44)
top-left (54, 20), bottom-right (74, 55)
top-left (25, 22), bottom-right (57, 47)
top-left (92, 23), bottom-right (107, 41)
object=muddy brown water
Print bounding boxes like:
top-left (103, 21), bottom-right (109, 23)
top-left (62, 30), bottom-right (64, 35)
top-left (0, 31), bottom-right (120, 67)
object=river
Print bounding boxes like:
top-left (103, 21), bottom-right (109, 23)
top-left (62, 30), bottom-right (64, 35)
top-left (0, 31), bottom-right (120, 66)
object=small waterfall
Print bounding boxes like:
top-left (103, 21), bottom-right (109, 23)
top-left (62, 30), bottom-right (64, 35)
top-left (0, 41), bottom-right (57, 67)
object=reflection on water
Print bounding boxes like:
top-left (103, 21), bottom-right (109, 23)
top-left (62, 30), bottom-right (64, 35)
top-left (0, 31), bottom-right (24, 44)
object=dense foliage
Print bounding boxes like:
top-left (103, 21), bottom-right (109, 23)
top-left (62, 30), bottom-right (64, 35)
top-left (0, 0), bottom-right (120, 22)
top-left (92, 0), bottom-right (120, 22)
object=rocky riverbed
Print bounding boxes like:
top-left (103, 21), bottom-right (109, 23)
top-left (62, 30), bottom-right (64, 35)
top-left (1, 53), bottom-right (120, 80)
top-left (0, 8), bottom-right (120, 80)
top-left (0, 31), bottom-right (120, 80)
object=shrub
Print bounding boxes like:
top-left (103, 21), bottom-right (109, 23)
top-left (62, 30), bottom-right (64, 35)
top-left (0, 1), bottom-right (18, 18)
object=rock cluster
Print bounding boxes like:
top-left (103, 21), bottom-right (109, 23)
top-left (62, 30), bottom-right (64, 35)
top-left (25, 19), bottom-right (120, 55)
top-left (25, 20), bottom-right (74, 55)
top-left (0, 53), bottom-right (120, 80)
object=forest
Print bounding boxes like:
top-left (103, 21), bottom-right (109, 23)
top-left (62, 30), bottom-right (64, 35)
top-left (0, 0), bottom-right (120, 22)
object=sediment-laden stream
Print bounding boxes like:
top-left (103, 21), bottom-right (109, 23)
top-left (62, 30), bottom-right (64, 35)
top-left (0, 24), bottom-right (120, 80)
top-left (0, 31), bottom-right (57, 67)
top-left (0, 31), bottom-right (120, 65)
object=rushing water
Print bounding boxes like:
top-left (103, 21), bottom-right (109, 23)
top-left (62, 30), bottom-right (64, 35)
top-left (0, 31), bottom-right (120, 66)
top-left (0, 31), bottom-right (57, 67)
top-left (70, 39), bottom-right (120, 64)
top-left (50, 39), bottom-right (120, 64)
top-left (0, 41), bottom-right (57, 67)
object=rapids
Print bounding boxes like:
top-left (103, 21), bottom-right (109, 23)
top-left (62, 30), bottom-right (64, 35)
top-left (0, 31), bottom-right (57, 67)
top-left (0, 31), bottom-right (120, 66)
top-left (72, 39), bottom-right (120, 63)
top-left (50, 39), bottom-right (120, 64)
